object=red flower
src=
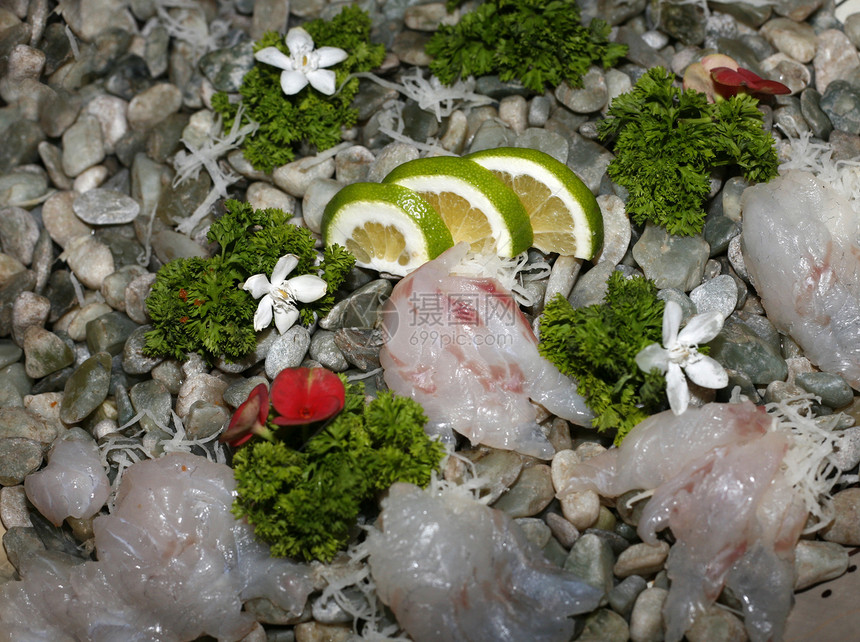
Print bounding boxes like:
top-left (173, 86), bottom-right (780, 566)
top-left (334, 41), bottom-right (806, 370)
top-left (271, 367), bottom-right (345, 426)
top-left (220, 383), bottom-right (270, 447)
top-left (710, 66), bottom-right (791, 100)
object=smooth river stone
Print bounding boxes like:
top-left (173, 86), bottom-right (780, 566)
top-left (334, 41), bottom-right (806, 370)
top-left (72, 188), bottom-right (140, 225)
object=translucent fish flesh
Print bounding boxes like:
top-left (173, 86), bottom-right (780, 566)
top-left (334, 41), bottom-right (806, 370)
top-left (379, 243), bottom-right (592, 459)
top-left (741, 170), bottom-right (860, 389)
top-left (556, 402), bottom-right (807, 642)
top-left (0, 453), bottom-right (313, 642)
top-left (366, 482), bottom-right (603, 642)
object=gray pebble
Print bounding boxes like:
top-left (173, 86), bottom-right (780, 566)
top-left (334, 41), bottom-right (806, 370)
top-left (246, 182), bottom-right (297, 215)
top-left (703, 215), bottom-right (739, 258)
top-left (794, 540), bottom-right (849, 590)
top-left (223, 376), bottom-right (269, 409)
top-left (125, 272), bottom-right (156, 325)
top-left (632, 224), bottom-right (710, 292)
top-left (820, 80), bottom-right (860, 135)
top-left (265, 325), bottom-right (311, 378)
top-left (61, 113), bottom-right (105, 178)
top-left (710, 318), bottom-right (788, 384)
top-left (686, 605), bottom-right (747, 642)
top-left (795, 371), bottom-right (854, 408)
top-left (833, 426), bottom-right (860, 471)
top-left (613, 541), bottom-right (669, 579)
top-left (127, 83), bottom-right (183, 131)
top-left (302, 178), bottom-right (341, 235)
top-left (309, 329), bottom-right (349, 372)
top-left (129, 379), bottom-right (172, 434)
top-left (595, 194), bottom-right (630, 266)
top-left (760, 17), bottom-right (817, 63)
top-left (568, 261), bottom-right (614, 309)
top-left (85, 311), bottom-right (138, 356)
top-left (0, 340), bottom-right (23, 369)
top-left (72, 188), bottom-right (140, 225)
top-left (527, 96), bottom-right (551, 127)
top-left (492, 464), bottom-right (554, 518)
top-left (498, 95), bottom-right (528, 135)
top-left (273, 155), bottom-right (337, 198)
top-left (150, 359), bottom-right (184, 396)
top-left (85, 94), bottom-right (129, 155)
top-left (23, 327), bottom-right (74, 378)
top-left (564, 532), bottom-right (615, 596)
top-left (546, 511), bottom-right (580, 549)
top-left (690, 274), bottom-right (738, 320)
top-left (468, 119), bottom-right (513, 153)
top-left (823, 488), bottom-right (860, 545)
top-left (513, 128), bottom-right (569, 163)
top-left (629, 586), bottom-right (667, 642)
top-left (184, 400), bottom-right (228, 440)
top-left (60, 351), bottom-right (112, 424)
top-left (514, 517), bottom-right (552, 549)
top-left (607, 575), bottom-right (647, 620)
top-left (100, 265), bottom-right (147, 312)
top-left (456, 448), bottom-right (523, 504)
top-left (199, 42), bottom-right (255, 93)
top-left (41, 191), bottom-right (92, 250)
top-left (544, 255), bottom-right (583, 305)
top-left (814, 29), bottom-right (860, 93)
top-left (333, 328), bottom-right (383, 372)
top-left (122, 325), bottom-right (164, 375)
top-left (578, 608), bottom-right (628, 642)
top-left (567, 134), bottom-right (613, 194)
top-left (761, 52), bottom-right (811, 96)
top-left (0, 206), bottom-right (39, 266)
top-left (60, 235), bottom-right (115, 290)
top-left (12, 291), bottom-right (50, 344)
top-left (554, 67), bottom-right (608, 114)
top-left (175, 373), bottom-right (228, 419)
top-left (335, 145), bottom-right (375, 185)
top-left (66, 303), bottom-right (112, 343)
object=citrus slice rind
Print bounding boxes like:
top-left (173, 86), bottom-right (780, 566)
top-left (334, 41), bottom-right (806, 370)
top-left (382, 157), bottom-right (533, 258)
top-left (466, 147), bottom-right (604, 259)
top-left (322, 182), bottom-right (454, 277)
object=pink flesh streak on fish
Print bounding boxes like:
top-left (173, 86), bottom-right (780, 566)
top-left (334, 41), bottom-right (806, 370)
top-left (379, 243), bottom-right (592, 459)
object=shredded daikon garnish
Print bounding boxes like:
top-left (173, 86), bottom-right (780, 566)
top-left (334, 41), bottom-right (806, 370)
top-left (351, 67), bottom-right (494, 122)
top-left (453, 250), bottom-right (551, 307)
top-left (779, 131), bottom-right (860, 214)
top-left (766, 392), bottom-right (853, 533)
top-left (173, 106), bottom-right (259, 235)
top-left (99, 408), bottom-right (226, 511)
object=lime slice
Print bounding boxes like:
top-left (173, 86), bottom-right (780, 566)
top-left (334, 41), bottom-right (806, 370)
top-left (466, 147), bottom-right (604, 259)
top-left (382, 157), bottom-right (533, 257)
top-left (322, 182), bottom-right (454, 276)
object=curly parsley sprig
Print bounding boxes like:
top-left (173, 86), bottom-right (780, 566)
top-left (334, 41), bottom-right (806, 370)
top-left (598, 66), bottom-right (779, 236)
top-left (426, 0), bottom-right (626, 94)
top-left (144, 200), bottom-right (354, 362)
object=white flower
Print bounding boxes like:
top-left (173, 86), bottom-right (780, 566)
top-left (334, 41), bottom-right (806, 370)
top-left (254, 27), bottom-right (348, 96)
top-left (243, 254), bottom-right (327, 334)
top-left (635, 301), bottom-right (728, 415)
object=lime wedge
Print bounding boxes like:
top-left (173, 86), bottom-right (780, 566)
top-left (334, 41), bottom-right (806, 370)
top-left (382, 156), bottom-right (533, 257)
top-left (466, 147), bottom-right (603, 259)
top-left (322, 182), bottom-right (454, 276)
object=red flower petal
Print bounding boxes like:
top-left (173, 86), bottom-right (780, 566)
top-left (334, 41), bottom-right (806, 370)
top-left (270, 367), bottom-right (346, 426)
top-left (220, 383), bottom-right (269, 446)
top-left (710, 66), bottom-right (790, 97)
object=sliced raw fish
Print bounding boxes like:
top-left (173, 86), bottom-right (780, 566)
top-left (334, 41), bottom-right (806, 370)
top-left (24, 427), bottom-right (110, 527)
top-left (379, 243), bottom-right (592, 459)
top-left (0, 453), bottom-right (313, 641)
top-left (556, 402), bottom-right (807, 642)
top-left (366, 482), bottom-right (602, 642)
top-left (741, 170), bottom-right (860, 389)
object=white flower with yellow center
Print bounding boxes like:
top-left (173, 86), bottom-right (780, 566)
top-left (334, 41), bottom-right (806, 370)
top-left (243, 254), bottom-right (327, 334)
top-left (254, 27), bottom-right (348, 96)
top-left (635, 300), bottom-right (728, 415)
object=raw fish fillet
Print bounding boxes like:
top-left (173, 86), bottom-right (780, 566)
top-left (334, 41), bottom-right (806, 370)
top-left (366, 482), bottom-right (603, 642)
top-left (742, 170), bottom-right (860, 389)
top-left (557, 402), bottom-right (807, 642)
top-left (24, 427), bottom-right (110, 526)
top-left (379, 243), bottom-right (592, 459)
top-left (0, 453), bottom-right (313, 642)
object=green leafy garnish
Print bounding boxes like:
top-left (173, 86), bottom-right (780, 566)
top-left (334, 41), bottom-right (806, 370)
top-left (598, 66), bottom-right (780, 236)
top-left (232, 381), bottom-right (446, 562)
top-left (539, 271), bottom-right (667, 444)
top-left (426, 0), bottom-right (626, 94)
top-left (143, 200), bottom-right (355, 362)
top-left (212, 6), bottom-right (386, 173)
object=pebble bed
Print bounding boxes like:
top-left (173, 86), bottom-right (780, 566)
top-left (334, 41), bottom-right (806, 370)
top-left (2, 0), bottom-right (860, 640)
